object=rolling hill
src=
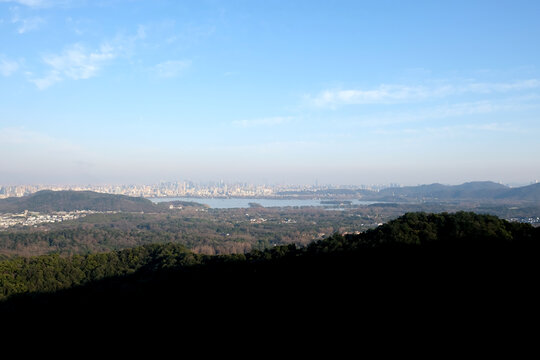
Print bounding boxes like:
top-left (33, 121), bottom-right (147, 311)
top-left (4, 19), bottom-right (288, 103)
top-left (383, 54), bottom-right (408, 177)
top-left (496, 182), bottom-right (540, 202)
top-left (365, 181), bottom-right (540, 202)
top-left (0, 190), bottom-right (158, 213)
top-left (1, 181), bottom-right (539, 215)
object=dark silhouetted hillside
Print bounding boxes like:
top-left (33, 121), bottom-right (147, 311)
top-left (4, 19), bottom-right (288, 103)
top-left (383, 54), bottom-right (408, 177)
top-left (1, 211), bottom-right (537, 320)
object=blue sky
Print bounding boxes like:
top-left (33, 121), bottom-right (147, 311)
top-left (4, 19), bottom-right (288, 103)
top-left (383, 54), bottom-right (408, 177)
top-left (1, 0), bottom-right (539, 185)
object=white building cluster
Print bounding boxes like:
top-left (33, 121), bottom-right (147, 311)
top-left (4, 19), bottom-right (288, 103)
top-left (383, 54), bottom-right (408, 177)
top-left (0, 210), bottom-right (117, 229)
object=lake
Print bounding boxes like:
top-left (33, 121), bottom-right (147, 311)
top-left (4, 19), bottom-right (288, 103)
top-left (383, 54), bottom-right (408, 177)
top-left (148, 197), bottom-right (378, 209)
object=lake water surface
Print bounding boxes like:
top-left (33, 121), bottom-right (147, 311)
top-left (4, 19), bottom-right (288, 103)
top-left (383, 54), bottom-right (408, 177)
top-left (149, 197), bottom-right (378, 209)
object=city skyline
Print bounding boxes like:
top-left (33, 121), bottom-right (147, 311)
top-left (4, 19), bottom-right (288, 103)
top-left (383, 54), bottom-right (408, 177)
top-left (1, 1), bottom-right (540, 185)
top-left (0, 180), bottom-right (395, 199)
top-left (2, 179), bottom-right (539, 201)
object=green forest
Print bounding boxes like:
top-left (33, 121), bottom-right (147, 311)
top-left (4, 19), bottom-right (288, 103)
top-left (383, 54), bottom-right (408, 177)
top-left (1, 211), bottom-right (538, 315)
top-left (0, 207), bottom-right (385, 258)
top-left (3, 201), bottom-right (538, 259)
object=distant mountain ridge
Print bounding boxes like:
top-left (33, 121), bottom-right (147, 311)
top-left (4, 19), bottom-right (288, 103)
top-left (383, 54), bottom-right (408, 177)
top-left (364, 181), bottom-right (540, 202)
top-left (0, 181), bottom-right (539, 213)
top-left (0, 190), bottom-right (157, 213)
top-left (497, 183), bottom-right (540, 202)
top-left (276, 181), bottom-right (540, 202)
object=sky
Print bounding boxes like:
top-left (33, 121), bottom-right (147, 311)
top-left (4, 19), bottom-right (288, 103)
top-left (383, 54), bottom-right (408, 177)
top-left (1, 0), bottom-right (539, 186)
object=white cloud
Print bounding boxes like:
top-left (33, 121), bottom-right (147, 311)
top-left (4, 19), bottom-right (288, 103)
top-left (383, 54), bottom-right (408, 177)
top-left (0, 56), bottom-right (19, 76)
top-left (397, 99), bottom-right (525, 122)
top-left (463, 122), bottom-right (515, 132)
top-left (350, 97), bottom-right (540, 128)
top-left (0, 0), bottom-right (73, 8)
top-left (232, 116), bottom-right (293, 128)
top-left (8, 5), bottom-right (45, 34)
top-left (30, 27), bottom-right (146, 89)
top-left (45, 44), bottom-right (115, 79)
top-left (30, 71), bottom-right (62, 90)
top-left (308, 85), bottom-right (432, 107)
top-left (31, 43), bottom-right (116, 89)
top-left (0, 0), bottom-right (45, 6)
top-left (136, 24), bottom-right (147, 40)
top-left (307, 79), bottom-right (540, 108)
top-left (393, 122), bottom-right (521, 139)
top-left (0, 127), bottom-right (80, 151)
top-left (12, 15), bottom-right (45, 34)
top-left (459, 79), bottom-right (540, 94)
top-left (153, 60), bottom-right (191, 78)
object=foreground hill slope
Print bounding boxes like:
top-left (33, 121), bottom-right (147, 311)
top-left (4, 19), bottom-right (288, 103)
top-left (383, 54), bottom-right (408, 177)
top-left (0, 190), bottom-right (158, 213)
top-left (1, 211), bottom-right (538, 318)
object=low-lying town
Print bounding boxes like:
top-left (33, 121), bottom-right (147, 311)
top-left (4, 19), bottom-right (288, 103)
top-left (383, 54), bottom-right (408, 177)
top-left (0, 210), bottom-right (117, 230)
top-left (509, 216), bottom-right (540, 225)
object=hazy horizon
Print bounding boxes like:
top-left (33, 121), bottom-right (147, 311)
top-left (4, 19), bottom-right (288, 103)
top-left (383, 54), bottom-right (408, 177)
top-left (1, 179), bottom-right (538, 189)
top-left (2, 1), bottom-right (539, 186)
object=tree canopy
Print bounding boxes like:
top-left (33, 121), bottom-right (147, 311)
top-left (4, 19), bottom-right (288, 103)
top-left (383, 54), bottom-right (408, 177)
top-left (0, 211), bottom-right (538, 315)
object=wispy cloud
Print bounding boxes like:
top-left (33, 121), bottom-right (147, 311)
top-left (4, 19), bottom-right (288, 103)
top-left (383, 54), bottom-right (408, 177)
top-left (30, 43), bottom-right (116, 89)
top-left (308, 85), bottom-right (433, 107)
top-left (306, 79), bottom-right (540, 108)
top-left (8, 6), bottom-right (45, 34)
top-left (0, 0), bottom-right (74, 8)
top-left (411, 122), bottom-right (520, 137)
top-left (11, 14), bottom-right (45, 34)
top-left (349, 96), bottom-right (540, 128)
top-left (0, 127), bottom-right (81, 151)
top-left (30, 28), bottom-right (145, 89)
top-left (0, 55), bottom-right (19, 76)
top-left (30, 70), bottom-right (62, 90)
top-left (369, 121), bottom-right (521, 140)
top-left (153, 60), bottom-right (191, 78)
top-left (460, 79), bottom-right (540, 93)
top-left (463, 122), bottom-right (516, 132)
top-left (232, 116), bottom-right (293, 128)
top-left (0, 0), bottom-right (45, 6)
top-left (164, 23), bottom-right (216, 47)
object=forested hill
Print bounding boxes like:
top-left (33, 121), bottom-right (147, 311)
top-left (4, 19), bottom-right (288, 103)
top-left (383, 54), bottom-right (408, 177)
top-left (366, 181), bottom-right (540, 202)
top-left (0, 190), bottom-right (158, 213)
top-left (1, 211), bottom-right (538, 318)
top-left (374, 181), bottom-right (508, 200)
top-left (275, 181), bottom-right (540, 202)
top-left (499, 182), bottom-right (540, 201)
